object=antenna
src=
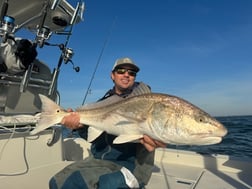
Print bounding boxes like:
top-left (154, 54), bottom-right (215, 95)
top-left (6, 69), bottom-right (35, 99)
top-left (82, 17), bottom-right (117, 105)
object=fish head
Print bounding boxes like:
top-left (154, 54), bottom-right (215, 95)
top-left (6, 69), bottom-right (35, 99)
top-left (151, 95), bottom-right (228, 145)
top-left (172, 110), bottom-right (228, 145)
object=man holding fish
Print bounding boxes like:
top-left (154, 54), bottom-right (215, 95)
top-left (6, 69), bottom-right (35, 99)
top-left (49, 57), bottom-right (166, 189)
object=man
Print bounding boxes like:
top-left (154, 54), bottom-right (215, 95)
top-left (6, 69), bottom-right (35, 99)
top-left (49, 57), bottom-right (166, 189)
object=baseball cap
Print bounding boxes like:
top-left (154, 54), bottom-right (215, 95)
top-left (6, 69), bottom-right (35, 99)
top-left (112, 57), bottom-right (140, 72)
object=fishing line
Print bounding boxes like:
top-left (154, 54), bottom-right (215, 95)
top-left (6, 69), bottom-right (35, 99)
top-left (82, 16), bottom-right (117, 105)
top-left (0, 124), bottom-right (30, 176)
top-left (0, 123), bottom-right (16, 160)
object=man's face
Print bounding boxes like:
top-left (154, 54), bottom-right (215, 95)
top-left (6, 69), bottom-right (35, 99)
top-left (111, 66), bottom-right (137, 94)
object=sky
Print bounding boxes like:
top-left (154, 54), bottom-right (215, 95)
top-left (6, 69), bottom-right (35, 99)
top-left (18, 0), bottom-right (252, 116)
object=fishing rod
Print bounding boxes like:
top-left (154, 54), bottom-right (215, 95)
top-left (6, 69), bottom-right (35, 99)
top-left (54, 0), bottom-right (84, 69)
top-left (48, 0), bottom-right (84, 96)
top-left (82, 17), bottom-right (117, 105)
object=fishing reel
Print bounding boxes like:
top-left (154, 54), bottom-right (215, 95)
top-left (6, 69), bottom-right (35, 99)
top-left (44, 41), bottom-right (80, 72)
top-left (0, 15), bottom-right (16, 43)
top-left (63, 47), bottom-right (80, 72)
top-left (47, 43), bottom-right (80, 96)
top-left (36, 26), bottom-right (52, 48)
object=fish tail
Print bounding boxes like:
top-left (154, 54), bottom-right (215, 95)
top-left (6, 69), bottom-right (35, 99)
top-left (30, 94), bottom-right (65, 135)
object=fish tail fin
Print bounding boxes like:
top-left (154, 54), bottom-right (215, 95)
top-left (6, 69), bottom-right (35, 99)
top-left (30, 94), bottom-right (66, 135)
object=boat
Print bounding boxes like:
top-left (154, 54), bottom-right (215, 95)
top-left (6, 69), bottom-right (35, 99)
top-left (0, 0), bottom-right (251, 188)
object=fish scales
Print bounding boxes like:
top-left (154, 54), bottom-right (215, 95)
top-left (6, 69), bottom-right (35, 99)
top-left (77, 93), bottom-right (161, 122)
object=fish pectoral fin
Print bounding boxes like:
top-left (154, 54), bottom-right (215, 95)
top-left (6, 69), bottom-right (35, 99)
top-left (87, 127), bottom-right (104, 142)
top-left (113, 135), bottom-right (143, 144)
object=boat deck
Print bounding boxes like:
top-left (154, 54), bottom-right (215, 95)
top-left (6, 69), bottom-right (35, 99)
top-left (146, 148), bottom-right (252, 189)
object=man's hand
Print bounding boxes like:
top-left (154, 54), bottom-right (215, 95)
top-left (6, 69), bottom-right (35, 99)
top-left (139, 135), bottom-right (166, 152)
top-left (61, 109), bottom-right (81, 130)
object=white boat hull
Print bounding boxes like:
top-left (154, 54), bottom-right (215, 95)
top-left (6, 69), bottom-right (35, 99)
top-left (0, 129), bottom-right (251, 189)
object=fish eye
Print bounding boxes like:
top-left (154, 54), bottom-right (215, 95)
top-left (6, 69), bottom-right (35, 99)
top-left (195, 114), bottom-right (207, 123)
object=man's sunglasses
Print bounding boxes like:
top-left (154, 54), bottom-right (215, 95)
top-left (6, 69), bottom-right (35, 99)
top-left (114, 68), bottom-right (137, 77)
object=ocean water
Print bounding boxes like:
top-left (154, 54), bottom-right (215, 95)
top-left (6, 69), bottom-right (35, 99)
top-left (172, 115), bottom-right (252, 158)
top-left (64, 115), bottom-right (252, 159)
